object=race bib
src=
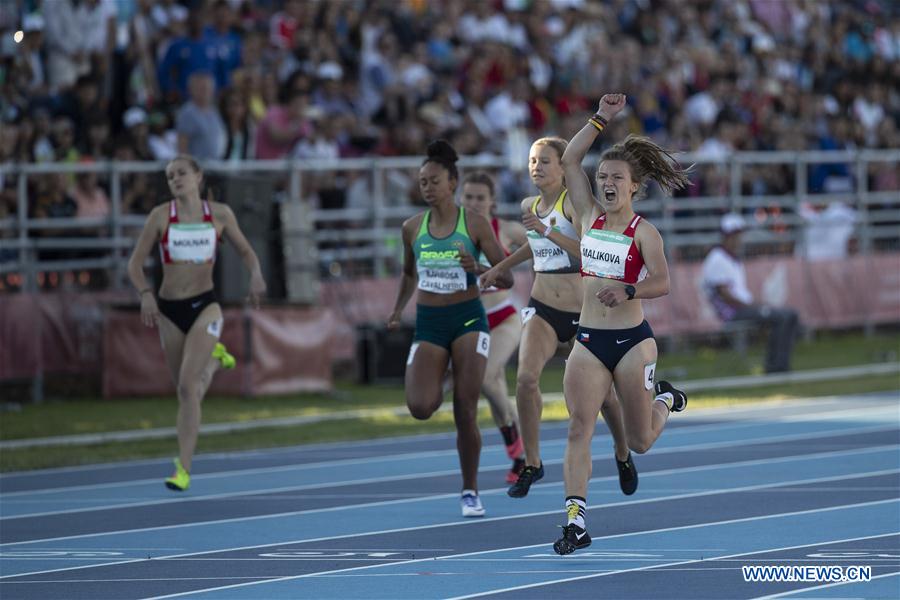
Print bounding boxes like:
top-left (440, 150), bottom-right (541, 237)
top-left (581, 229), bottom-right (631, 279)
top-left (527, 230), bottom-right (571, 272)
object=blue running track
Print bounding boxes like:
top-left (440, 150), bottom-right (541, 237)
top-left (1, 391), bottom-right (898, 599)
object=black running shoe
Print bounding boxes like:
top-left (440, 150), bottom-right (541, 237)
top-left (553, 524), bottom-right (591, 555)
top-left (507, 462), bottom-right (544, 498)
top-left (655, 380), bottom-right (687, 413)
top-left (616, 452), bottom-right (638, 495)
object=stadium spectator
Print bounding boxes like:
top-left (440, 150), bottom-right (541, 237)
top-left (158, 12), bottom-right (217, 104)
top-left (175, 71), bottom-right (226, 160)
top-left (701, 213), bottom-right (800, 373)
top-left (122, 107), bottom-right (156, 161)
top-left (203, 0), bottom-right (242, 91)
top-left (42, 0), bottom-right (89, 93)
top-left (220, 89), bottom-right (256, 161)
top-left (254, 88), bottom-right (313, 160)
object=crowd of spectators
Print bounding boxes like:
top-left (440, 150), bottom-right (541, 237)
top-left (0, 0), bottom-right (898, 285)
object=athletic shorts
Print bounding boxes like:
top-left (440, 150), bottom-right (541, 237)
top-left (157, 289), bottom-right (217, 334)
top-left (522, 297), bottom-right (581, 343)
top-left (415, 297), bottom-right (489, 350)
top-left (487, 303), bottom-right (517, 330)
top-left (575, 320), bottom-right (655, 372)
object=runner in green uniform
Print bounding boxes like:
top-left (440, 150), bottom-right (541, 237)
top-left (387, 140), bottom-right (512, 518)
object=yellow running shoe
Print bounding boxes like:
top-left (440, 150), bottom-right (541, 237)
top-left (212, 342), bottom-right (236, 369)
top-left (164, 458), bottom-right (190, 491)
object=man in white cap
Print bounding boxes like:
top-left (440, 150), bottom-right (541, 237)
top-left (701, 213), bottom-right (800, 373)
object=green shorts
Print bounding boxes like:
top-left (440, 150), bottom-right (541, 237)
top-left (415, 297), bottom-right (489, 350)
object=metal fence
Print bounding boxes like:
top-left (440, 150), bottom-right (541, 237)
top-left (1, 149), bottom-right (898, 300)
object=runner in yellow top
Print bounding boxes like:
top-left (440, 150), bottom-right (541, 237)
top-left (480, 138), bottom-right (636, 500)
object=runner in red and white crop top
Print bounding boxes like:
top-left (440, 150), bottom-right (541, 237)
top-left (159, 199), bottom-right (220, 264)
top-left (579, 213), bottom-right (647, 284)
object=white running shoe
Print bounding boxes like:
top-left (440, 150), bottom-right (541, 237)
top-left (460, 490), bottom-right (485, 518)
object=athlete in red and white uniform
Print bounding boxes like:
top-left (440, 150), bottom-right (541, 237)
top-left (461, 172), bottom-right (528, 483)
top-left (554, 94), bottom-right (690, 555)
top-left (128, 155), bottom-right (266, 491)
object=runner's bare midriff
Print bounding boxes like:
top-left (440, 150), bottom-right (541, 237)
top-left (531, 271), bottom-right (582, 313)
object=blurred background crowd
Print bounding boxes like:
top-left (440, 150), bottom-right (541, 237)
top-left (0, 0), bottom-right (898, 270)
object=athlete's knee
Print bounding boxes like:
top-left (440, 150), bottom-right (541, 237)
top-left (176, 380), bottom-right (202, 403)
top-left (407, 399), bottom-right (438, 420)
top-left (567, 412), bottom-right (595, 444)
top-left (516, 369), bottom-right (540, 394)
top-left (627, 432), bottom-right (654, 454)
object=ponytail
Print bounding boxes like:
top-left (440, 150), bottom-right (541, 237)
top-left (599, 135), bottom-right (691, 199)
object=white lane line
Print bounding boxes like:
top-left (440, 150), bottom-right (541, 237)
top-left (3, 421), bottom-right (895, 521)
top-left (138, 506), bottom-right (900, 600)
top-left (3, 444), bottom-right (896, 548)
top-left (2, 392), bottom-right (894, 482)
top-left (2, 417), bottom-right (774, 497)
top-left (2, 463), bottom-right (896, 581)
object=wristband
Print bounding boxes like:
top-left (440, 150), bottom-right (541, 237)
top-left (588, 117), bottom-right (605, 132)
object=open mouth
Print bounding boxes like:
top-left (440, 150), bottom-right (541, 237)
top-left (604, 189), bottom-right (616, 202)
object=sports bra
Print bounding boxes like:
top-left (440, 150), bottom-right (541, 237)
top-left (525, 189), bottom-right (580, 274)
top-left (580, 213), bottom-right (647, 284)
top-left (160, 200), bottom-right (219, 264)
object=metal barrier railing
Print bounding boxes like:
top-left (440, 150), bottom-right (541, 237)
top-left (1, 149), bottom-right (898, 297)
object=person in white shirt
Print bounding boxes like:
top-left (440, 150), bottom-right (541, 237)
top-left (701, 213), bottom-right (800, 373)
top-left (797, 201), bottom-right (857, 261)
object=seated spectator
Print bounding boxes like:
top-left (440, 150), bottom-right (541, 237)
top-left (701, 214), bottom-right (800, 373)
top-left (83, 116), bottom-right (112, 159)
top-left (69, 159), bottom-right (110, 219)
top-left (122, 107), bottom-right (156, 160)
top-left (220, 89), bottom-right (256, 161)
top-left (254, 88), bottom-right (314, 160)
top-left (176, 71), bottom-right (226, 160)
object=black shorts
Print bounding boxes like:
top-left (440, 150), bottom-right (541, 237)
top-left (525, 297), bottom-right (581, 343)
top-left (157, 289), bottom-right (218, 334)
top-left (575, 320), bottom-right (655, 372)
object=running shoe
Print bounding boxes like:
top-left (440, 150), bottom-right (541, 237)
top-left (616, 452), bottom-right (638, 495)
top-left (506, 457), bottom-right (526, 484)
top-left (507, 462), bottom-right (544, 498)
top-left (164, 457), bottom-right (190, 491)
top-left (553, 523), bottom-right (591, 555)
top-left (460, 490), bottom-right (485, 517)
top-left (501, 424), bottom-right (524, 459)
top-left (655, 380), bottom-right (687, 412)
top-left (212, 342), bottom-right (236, 370)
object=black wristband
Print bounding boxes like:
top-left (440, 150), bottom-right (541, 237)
top-left (624, 284), bottom-right (636, 300)
top-left (592, 113), bottom-right (609, 127)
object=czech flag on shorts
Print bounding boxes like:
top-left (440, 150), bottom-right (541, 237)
top-left (579, 332), bottom-right (590, 343)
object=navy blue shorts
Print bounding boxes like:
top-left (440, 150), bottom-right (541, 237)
top-left (575, 320), bottom-right (655, 372)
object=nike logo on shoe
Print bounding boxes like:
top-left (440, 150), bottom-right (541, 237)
top-left (616, 338), bottom-right (630, 344)
top-left (575, 531), bottom-right (587, 541)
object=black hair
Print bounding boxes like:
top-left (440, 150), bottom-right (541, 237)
top-left (422, 139), bottom-right (459, 181)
